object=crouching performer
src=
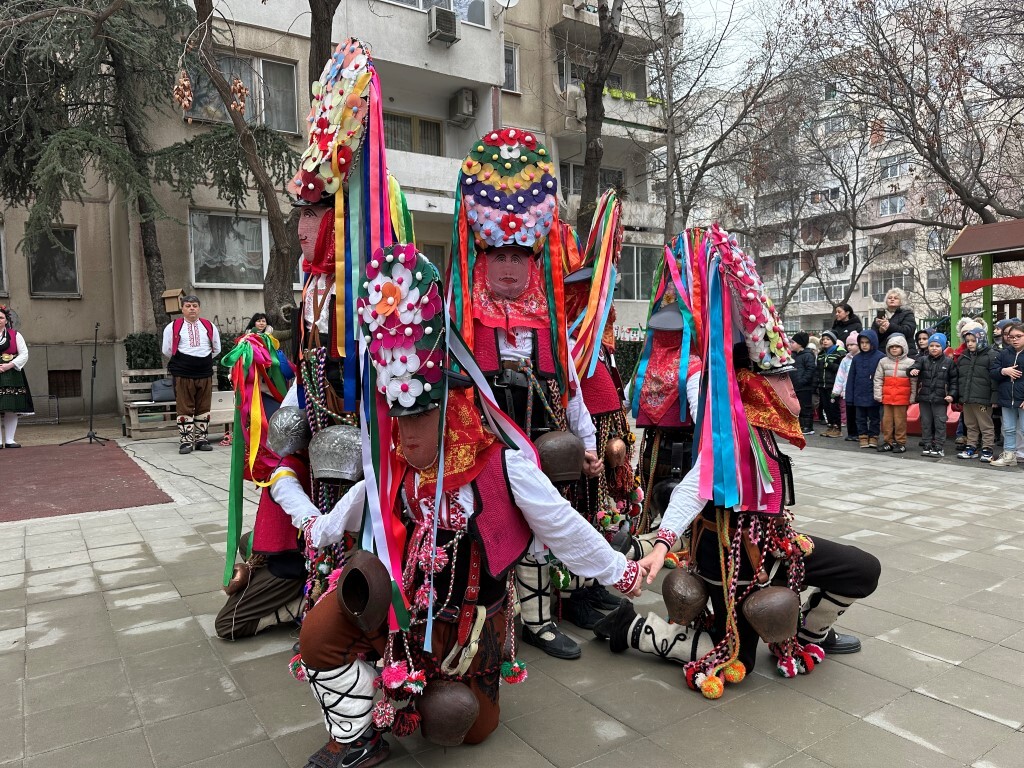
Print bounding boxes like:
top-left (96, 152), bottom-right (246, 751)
top-left (595, 226), bottom-right (879, 699)
top-left (292, 247), bottom-right (643, 768)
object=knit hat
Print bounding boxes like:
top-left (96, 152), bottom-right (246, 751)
top-left (792, 331), bottom-right (809, 348)
top-left (996, 318), bottom-right (1019, 330)
top-left (960, 320), bottom-right (982, 339)
top-left (822, 330), bottom-right (839, 346)
top-left (928, 332), bottom-right (948, 350)
top-left (846, 330), bottom-right (859, 348)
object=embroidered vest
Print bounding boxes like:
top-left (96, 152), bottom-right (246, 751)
top-left (472, 320), bottom-right (556, 379)
top-left (252, 455), bottom-right (310, 554)
top-left (171, 317), bottom-right (214, 355)
top-left (580, 349), bottom-right (622, 416)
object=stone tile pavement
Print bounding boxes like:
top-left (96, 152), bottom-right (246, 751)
top-left (1, 435), bottom-right (1024, 767)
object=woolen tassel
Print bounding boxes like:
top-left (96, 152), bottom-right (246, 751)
top-left (501, 659), bottom-right (528, 685)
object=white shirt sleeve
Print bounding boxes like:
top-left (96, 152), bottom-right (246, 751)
top-left (281, 381), bottom-right (299, 408)
top-left (273, 474), bottom-right (366, 549)
top-left (161, 323), bottom-right (174, 358)
top-left (686, 369), bottom-right (700, 421)
top-left (565, 333), bottom-right (597, 451)
top-left (10, 332), bottom-right (28, 370)
top-left (504, 450), bottom-right (627, 586)
top-left (211, 324), bottom-right (222, 356)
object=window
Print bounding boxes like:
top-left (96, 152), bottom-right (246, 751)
top-left (503, 44), bottom-right (519, 93)
top-left (417, 242), bottom-right (447, 271)
top-left (870, 269), bottom-right (913, 301)
top-left (47, 370), bottom-right (82, 399)
top-left (808, 186), bottom-right (841, 204)
top-left (383, 113), bottom-right (443, 156)
top-left (385, 0), bottom-right (486, 25)
top-left (834, 253), bottom-right (850, 271)
top-left (558, 57), bottom-right (622, 91)
top-left (878, 194), bottom-right (905, 217)
top-left (824, 82), bottom-right (838, 101)
top-left (558, 162), bottom-right (624, 197)
top-left (188, 55), bottom-right (298, 133)
top-left (926, 269), bottom-right (945, 290)
top-left (29, 228), bottom-right (80, 296)
top-left (820, 115), bottom-right (848, 134)
top-left (799, 281), bottom-right (845, 303)
top-left (616, 244), bottom-right (661, 301)
top-left (190, 211), bottom-right (268, 287)
top-left (878, 154), bottom-right (911, 180)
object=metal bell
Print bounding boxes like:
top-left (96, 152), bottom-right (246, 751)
top-left (662, 569), bottom-right (709, 626)
top-left (534, 430), bottom-right (585, 484)
top-left (267, 406), bottom-right (312, 457)
top-left (742, 586), bottom-right (800, 643)
top-left (308, 425), bottom-right (363, 481)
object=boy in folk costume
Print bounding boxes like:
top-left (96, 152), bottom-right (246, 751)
top-left (161, 295), bottom-right (221, 454)
top-left (595, 225), bottom-right (880, 699)
top-left (292, 247), bottom-right (643, 768)
top-left (448, 128), bottom-right (605, 659)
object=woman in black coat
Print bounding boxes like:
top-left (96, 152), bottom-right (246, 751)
top-left (831, 303), bottom-right (863, 338)
top-left (871, 288), bottom-right (916, 350)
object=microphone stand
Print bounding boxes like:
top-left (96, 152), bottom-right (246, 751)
top-left (61, 322), bottom-right (109, 446)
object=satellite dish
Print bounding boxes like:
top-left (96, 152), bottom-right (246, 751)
top-left (494, 0), bottom-right (520, 9)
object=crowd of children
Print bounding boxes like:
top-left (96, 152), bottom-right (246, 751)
top-left (791, 315), bottom-right (1024, 467)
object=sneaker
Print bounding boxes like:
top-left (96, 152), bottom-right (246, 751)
top-left (894, 444), bottom-right (906, 453)
top-left (955, 437), bottom-right (967, 446)
top-left (880, 442), bottom-right (892, 452)
top-left (802, 428), bottom-right (815, 435)
top-left (859, 435), bottom-right (870, 449)
top-left (989, 451), bottom-right (1017, 467)
top-left (934, 449), bottom-right (945, 457)
top-left (867, 438), bottom-right (878, 449)
top-left (957, 445), bottom-right (978, 460)
top-left (922, 448), bottom-right (935, 456)
top-left (980, 448), bottom-right (993, 463)
top-left (844, 435), bottom-right (858, 442)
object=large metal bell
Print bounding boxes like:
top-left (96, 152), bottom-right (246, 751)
top-left (335, 550), bottom-right (391, 633)
top-left (267, 406), bottom-right (311, 457)
top-left (662, 569), bottom-right (709, 626)
top-left (308, 425), bottom-right (363, 481)
top-left (742, 586), bottom-right (800, 643)
top-left (535, 430), bottom-right (585, 484)
top-left (604, 437), bottom-right (627, 469)
top-left (417, 680), bottom-right (480, 746)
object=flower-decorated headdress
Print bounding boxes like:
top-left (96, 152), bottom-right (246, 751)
top-left (359, 244), bottom-right (445, 417)
top-left (449, 128), bottom-right (570, 404)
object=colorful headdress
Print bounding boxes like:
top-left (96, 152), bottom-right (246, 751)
top-left (458, 128), bottom-right (557, 251)
top-left (449, 128), bottom-right (569, 404)
top-left (358, 244), bottom-right (445, 416)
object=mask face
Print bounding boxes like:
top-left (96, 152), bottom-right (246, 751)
top-left (397, 407), bottom-right (441, 468)
top-left (485, 247), bottom-right (532, 299)
top-left (766, 374), bottom-right (800, 417)
top-left (298, 205), bottom-right (330, 263)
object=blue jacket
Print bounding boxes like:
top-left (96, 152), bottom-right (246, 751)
top-left (991, 346), bottom-right (1024, 409)
top-left (846, 329), bottom-right (884, 407)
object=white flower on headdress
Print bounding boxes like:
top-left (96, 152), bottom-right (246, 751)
top-left (382, 345), bottom-right (421, 377)
top-left (397, 287), bottom-right (423, 325)
top-left (387, 374), bottom-right (423, 408)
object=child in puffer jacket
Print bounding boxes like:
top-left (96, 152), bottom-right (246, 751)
top-left (956, 327), bottom-right (997, 462)
top-left (815, 330), bottom-right (846, 437)
top-left (909, 332), bottom-right (957, 457)
top-left (832, 330), bottom-right (860, 441)
top-left (848, 329), bottom-right (885, 448)
top-left (872, 333), bottom-right (918, 453)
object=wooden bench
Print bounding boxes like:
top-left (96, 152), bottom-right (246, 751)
top-left (121, 368), bottom-right (234, 439)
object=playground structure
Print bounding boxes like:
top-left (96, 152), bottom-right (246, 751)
top-left (945, 219), bottom-right (1024, 332)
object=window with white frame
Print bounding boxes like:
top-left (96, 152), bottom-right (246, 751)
top-left (383, 113), bottom-right (443, 156)
top-left (878, 194), bottom-right (905, 217)
top-left (385, 0), bottom-right (487, 25)
top-left (824, 82), bottom-right (838, 101)
top-left (0, 226), bottom-right (6, 295)
top-left (190, 211), bottom-right (268, 287)
top-left (926, 269), bottom-right (945, 290)
top-left (834, 252), bottom-right (850, 271)
top-left (28, 227), bottom-right (80, 296)
top-left (503, 43), bottom-right (519, 93)
top-left (878, 154), bottom-right (911, 180)
top-left (559, 162), bottom-right (625, 197)
top-left (188, 55), bottom-right (298, 134)
top-left (616, 244), bottom-right (662, 301)
top-left (870, 269), bottom-right (913, 301)
top-left (557, 57), bottom-right (622, 92)
top-left (799, 281), bottom-right (845, 303)
top-left (808, 186), bottom-right (841, 204)
top-left (819, 115), bottom-right (848, 134)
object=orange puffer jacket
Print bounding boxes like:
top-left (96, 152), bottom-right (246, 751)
top-left (872, 334), bottom-right (918, 405)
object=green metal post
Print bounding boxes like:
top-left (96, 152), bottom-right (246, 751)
top-left (982, 253), bottom-right (994, 338)
top-left (949, 257), bottom-right (962, 333)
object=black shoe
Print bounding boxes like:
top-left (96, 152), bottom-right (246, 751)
top-left (304, 729), bottom-right (390, 768)
top-left (194, 441), bottom-right (213, 452)
top-left (561, 592), bottom-right (606, 630)
top-left (608, 526), bottom-right (633, 555)
top-left (292, 641), bottom-right (301, 655)
top-left (816, 628), bottom-right (862, 654)
top-left (583, 583), bottom-right (622, 611)
top-left (593, 599), bottom-right (637, 653)
top-left (4, 442), bottom-right (20, 448)
top-left (521, 622), bottom-right (581, 660)
top-left (880, 442), bottom-right (892, 452)
top-left (844, 435), bottom-right (857, 442)
top-left (178, 443), bottom-right (193, 455)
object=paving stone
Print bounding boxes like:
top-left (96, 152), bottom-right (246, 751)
top-left (915, 666), bottom-right (1024, 730)
top-left (24, 691), bottom-right (140, 756)
top-left (506, 697), bottom-right (641, 768)
top-left (144, 700), bottom-right (268, 768)
top-left (25, 631), bottom-right (120, 678)
top-left (805, 719), bottom-right (964, 768)
top-left (124, 640), bottom-right (223, 687)
top-left (21, 729), bottom-right (154, 768)
top-left (24, 658), bottom-right (129, 714)
top-left (972, 731), bottom-right (1024, 768)
top-left (832, 636), bottom-right (953, 689)
top-left (135, 670), bottom-right (243, 723)
top-left (648, 708), bottom-right (794, 768)
top-left (180, 741), bottom-right (288, 768)
top-left (115, 616), bottom-right (209, 656)
top-left (718, 682), bottom-right (858, 749)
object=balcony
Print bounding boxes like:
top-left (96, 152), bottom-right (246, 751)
top-left (551, 2), bottom-right (682, 56)
top-left (387, 151), bottom-right (463, 222)
top-left (560, 85), bottom-right (666, 147)
top-left (563, 195), bottom-right (666, 238)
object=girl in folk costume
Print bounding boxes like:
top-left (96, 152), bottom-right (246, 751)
top-left (595, 225), bottom-right (880, 700)
top-left (560, 190), bottom-right (645, 629)
top-left (0, 305), bottom-right (32, 448)
top-left (448, 128), bottom-right (605, 660)
top-left (291, 247), bottom-right (643, 768)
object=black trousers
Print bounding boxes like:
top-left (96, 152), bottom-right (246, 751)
top-left (698, 532), bottom-right (880, 672)
top-left (795, 390), bottom-right (814, 432)
top-left (845, 399), bottom-right (856, 437)
top-left (819, 388), bottom-right (841, 427)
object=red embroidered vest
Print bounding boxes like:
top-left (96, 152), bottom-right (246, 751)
top-left (580, 349), bottom-right (622, 417)
top-left (252, 455), bottom-right (310, 554)
top-left (472, 320), bottom-right (556, 379)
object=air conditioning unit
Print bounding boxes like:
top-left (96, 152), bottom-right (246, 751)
top-left (448, 88), bottom-right (477, 128)
top-left (428, 6), bottom-right (461, 45)
top-left (565, 84), bottom-right (586, 122)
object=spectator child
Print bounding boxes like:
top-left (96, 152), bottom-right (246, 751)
top-left (832, 330), bottom-right (861, 441)
top-left (914, 330), bottom-right (931, 360)
top-left (909, 333), bottom-right (957, 457)
top-left (846, 329), bottom-right (885, 449)
top-left (815, 331), bottom-right (846, 437)
top-left (789, 331), bottom-right (817, 435)
top-left (872, 333), bottom-right (917, 453)
top-left (990, 321), bottom-right (1024, 467)
top-left (956, 328), bottom-right (996, 461)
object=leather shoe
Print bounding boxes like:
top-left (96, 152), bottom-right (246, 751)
top-left (521, 622), bottom-right (581, 659)
top-left (4, 442), bottom-right (21, 448)
top-left (583, 583), bottom-right (621, 611)
top-left (560, 592), bottom-right (605, 630)
top-left (818, 628), bottom-right (862, 654)
top-left (593, 599), bottom-right (637, 653)
top-left (178, 443), bottom-right (193, 455)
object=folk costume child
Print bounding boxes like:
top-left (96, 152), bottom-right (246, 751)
top-left (292, 247), bottom-right (643, 768)
top-left (161, 295), bottom-right (221, 453)
top-left (594, 226), bottom-right (880, 700)
top-left (448, 128), bottom-right (603, 660)
top-left (0, 305), bottom-right (31, 448)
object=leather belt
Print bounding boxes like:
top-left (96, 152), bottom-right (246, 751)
top-left (456, 542), bottom-right (483, 647)
top-left (500, 359), bottom-right (529, 371)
